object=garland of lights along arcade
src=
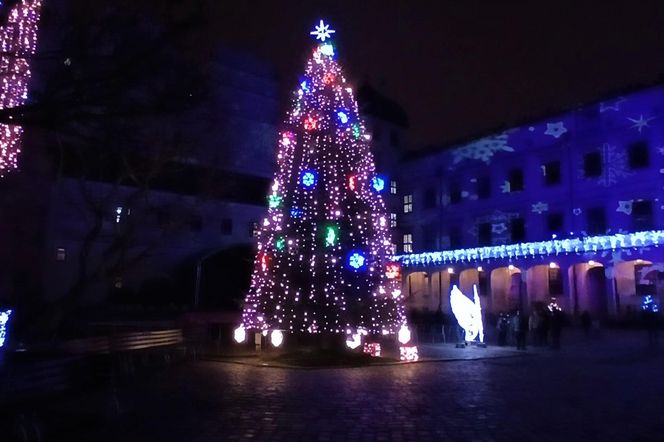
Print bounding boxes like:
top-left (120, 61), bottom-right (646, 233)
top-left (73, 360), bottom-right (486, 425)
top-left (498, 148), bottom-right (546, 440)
top-left (234, 21), bottom-right (416, 359)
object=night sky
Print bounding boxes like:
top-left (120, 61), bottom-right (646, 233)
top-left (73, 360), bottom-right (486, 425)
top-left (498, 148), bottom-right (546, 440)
top-left (207, 1), bottom-right (664, 149)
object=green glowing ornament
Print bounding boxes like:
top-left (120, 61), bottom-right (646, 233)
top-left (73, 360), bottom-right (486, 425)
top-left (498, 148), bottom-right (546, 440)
top-left (268, 194), bottom-right (282, 209)
top-left (325, 225), bottom-right (339, 247)
top-left (275, 236), bottom-right (285, 251)
top-left (352, 123), bottom-right (361, 139)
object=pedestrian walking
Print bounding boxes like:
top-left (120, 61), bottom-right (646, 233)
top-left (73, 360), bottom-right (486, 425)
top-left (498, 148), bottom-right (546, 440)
top-left (513, 310), bottom-right (527, 350)
top-left (529, 310), bottom-right (541, 345)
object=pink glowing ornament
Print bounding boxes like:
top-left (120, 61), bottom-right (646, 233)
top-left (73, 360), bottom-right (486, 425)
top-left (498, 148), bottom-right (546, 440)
top-left (385, 263), bottom-right (401, 280)
top-left (322, 72), bottom-right (336, 85)
top-left (303, 115), bottom-right (318, 131)
top-left (348, 175), bottom-right (357, 191)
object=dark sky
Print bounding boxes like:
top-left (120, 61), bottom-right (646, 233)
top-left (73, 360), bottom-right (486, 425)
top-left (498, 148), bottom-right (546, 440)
top-left (206, 1), bottom-right (664, 149)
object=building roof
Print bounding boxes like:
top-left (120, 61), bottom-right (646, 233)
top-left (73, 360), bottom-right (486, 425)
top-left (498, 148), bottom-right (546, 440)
top-left (407, 78), bottom-right (664, 161)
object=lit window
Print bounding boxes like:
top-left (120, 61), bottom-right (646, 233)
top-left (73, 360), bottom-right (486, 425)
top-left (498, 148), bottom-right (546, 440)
top-left (390, 180), bottom-right (397, 194)
top-left (115, 206), bottom-right (123, 223)
top-left (403, 194), bottom-right (413, 213)
top-left (390, 213), bottom-right (397, 228)
top-left (250, 222), bottom-right (259, 238)
top-left (56, 247), bottom-right (66, 262)
top-left (403, 233), bottom-right (413, 253)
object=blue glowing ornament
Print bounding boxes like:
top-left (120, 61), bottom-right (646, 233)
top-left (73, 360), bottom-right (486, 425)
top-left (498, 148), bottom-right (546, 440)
top-left (300, 79), bottom-right (309, 93)
top-left (371, 176), bottom-right (386, 192)
top-left (337, 110), bottom-right (349, 124)
top-left (347, 251), bottom-right (366, 270)
top-left (290, 207), bottom-right (303, 218)
top-left (642, 295), bottom-right (659, 313)
top-left (300, 170), bottom-right (317, 188)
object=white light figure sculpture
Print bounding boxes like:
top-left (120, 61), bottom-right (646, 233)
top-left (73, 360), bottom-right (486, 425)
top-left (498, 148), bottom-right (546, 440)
top-left (450, 285), bottom-right (484, 343)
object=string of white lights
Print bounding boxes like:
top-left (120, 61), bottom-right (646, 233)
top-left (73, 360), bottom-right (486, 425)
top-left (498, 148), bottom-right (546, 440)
top-left (393, 230), bottom-right (664, 267)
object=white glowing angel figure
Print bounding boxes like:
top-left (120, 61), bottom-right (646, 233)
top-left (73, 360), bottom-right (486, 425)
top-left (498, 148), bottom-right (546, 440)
top-left (450, 285), bottom-right (484, 343)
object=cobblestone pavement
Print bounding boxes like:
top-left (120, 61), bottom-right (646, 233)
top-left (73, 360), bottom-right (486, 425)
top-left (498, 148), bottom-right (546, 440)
top-left (48, 330), bottom-right (664, 441)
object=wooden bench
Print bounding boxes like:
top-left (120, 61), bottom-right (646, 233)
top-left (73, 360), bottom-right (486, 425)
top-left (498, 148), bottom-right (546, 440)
top-left (109, 329), bottom-right (185, 375)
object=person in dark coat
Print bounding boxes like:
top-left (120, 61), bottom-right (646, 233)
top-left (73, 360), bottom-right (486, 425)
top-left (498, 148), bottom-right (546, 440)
top-left (513, 310), bottom-right (527, 350)
top-left (497, 312), bottom-right (508, 346)
top-left (550, 309), bottom-right (563, 349)
top-left (581, 311), bottom-right (592, 337)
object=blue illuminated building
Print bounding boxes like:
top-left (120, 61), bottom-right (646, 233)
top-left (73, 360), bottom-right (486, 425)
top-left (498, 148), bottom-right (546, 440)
top-left (397, 85), bottom-right (664, 319)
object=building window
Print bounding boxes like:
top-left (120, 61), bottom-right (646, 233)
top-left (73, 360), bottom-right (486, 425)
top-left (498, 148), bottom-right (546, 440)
top-left (542, 160), bottom-right (561, 186)
top-left (403, 233), bottom-right (413, 253)
top-left (478, 222), bottom-right (492, 246)
top-left (628, 142), bottom-right (649, 169)
top-left (390, 213), bottom-right (397, 228)
top-left (422, 224), bottom-right (437, 250)
top-left (547, 212), bottom-right (564, 235)
top-left (583, 151), bottom-right (602, 177)
top-left (450, 184), bottom-right (462, 204)
top-left (586, 207), bottom-right (606, 235)
top-left (56, 247), bottom-right (66, 262)
top-left (449, 226), bottom-right (462, 249)
top-left (548, 266), bottom-right (563, 295)
top-left (190, 215), bottom-right (203, 232)
top-left (632, 200), bottom-right (653, 231)
top-left (221, 218), bottom-right (233, 235)
top-left (424, 187), bottom-right (436, 209)
top-left (477, 176), bottom-right (491, 199)
top-left (508, 169), bottom-right (524, 192)
top-left (403, 194), bottom-right (413, 213)
top-left (390, 180), bottom-right (397, 194)
top-left (510, 218), bottom-right (526, 243)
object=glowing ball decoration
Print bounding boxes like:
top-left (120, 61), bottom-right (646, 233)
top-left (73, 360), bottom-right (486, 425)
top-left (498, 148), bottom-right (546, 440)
top-left (371, 176), bottom-right (386, 192)
top-left (303, 115), bottom-right (318, 131)
top-left (363, 342), bottom-right (381, 357)
top-left (352, 123), bottom-right (361, 139)
top-left (323, 72), bottom-right (336, 85)
top-left (347, 251), bottom-right (366, 270)
top-left (324, 225), bottom-right (339, 247)
top-left (275, 236), bottom-right (286, 251)
top-left (348, 176), bottom-right (357, 191)
top-left (271, 330), bottom-right (284, 347)
top-left (319, 43), bottom-right (335, 57)
top-left (268, 194), bottom-right (282, 209)
top-left (290, 207), bottom-right (303, 218)
top-left (233, 325), bottom-right (246, 344)
top-left (385, 263), bottom-right (401, 280)
top-left (300, 170), bottom-right (318, 188)
top-left (337, 110), bottom-right (349, 124)
top-left (346, 333), bottom-right (361, 349)
top-left (399, 345), bottom-right (419, 362)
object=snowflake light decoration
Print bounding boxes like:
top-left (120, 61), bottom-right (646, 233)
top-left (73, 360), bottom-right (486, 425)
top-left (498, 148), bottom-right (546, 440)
top-left (310, 19), bottom-right (336, 42)
top-left (450, 133), bottom-right (514, 165)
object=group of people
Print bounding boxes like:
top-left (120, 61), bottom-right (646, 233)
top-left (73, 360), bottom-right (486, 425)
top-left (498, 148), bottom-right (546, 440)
top-left (496, 307), bottom-right (564, 350)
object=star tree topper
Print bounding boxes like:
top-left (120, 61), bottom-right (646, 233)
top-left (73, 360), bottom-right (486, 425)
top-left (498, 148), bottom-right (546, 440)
top-left (310, 19), bottom-right (335, 41)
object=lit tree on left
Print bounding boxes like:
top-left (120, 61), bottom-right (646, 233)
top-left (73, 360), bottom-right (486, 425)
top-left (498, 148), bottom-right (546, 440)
top-left (0, 0), bottom-right (43, 176)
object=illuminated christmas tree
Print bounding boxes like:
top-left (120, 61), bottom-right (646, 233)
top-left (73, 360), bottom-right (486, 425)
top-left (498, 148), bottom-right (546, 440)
top-left (0, 0), bottom-right (43, 176)
top-left (235, 20), bottom-right (411, 350)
